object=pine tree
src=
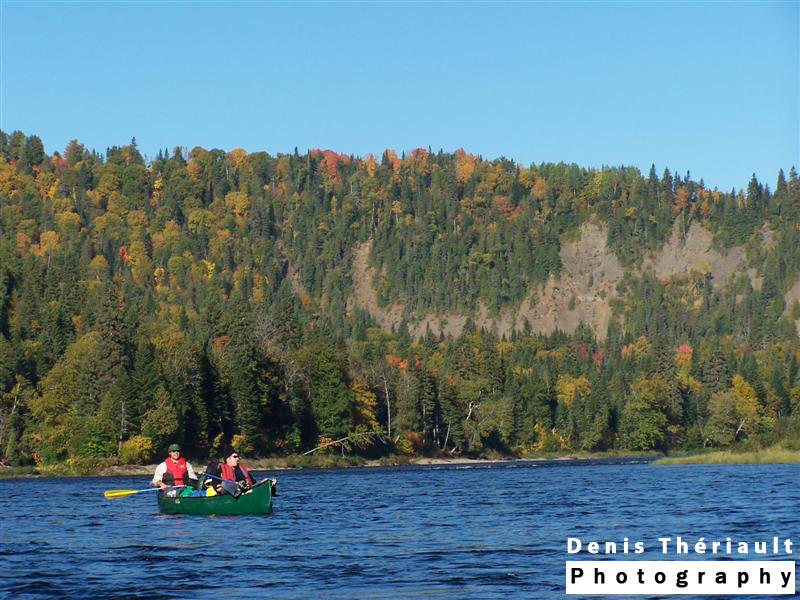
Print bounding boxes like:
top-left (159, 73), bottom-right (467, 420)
top-left (131, 340), bottom-right (159, 431)
top-left (308, 346), bottom-right (354, 439)
top-left (79, 285), bottom-right (131, 438)
top-left (701, 346), bottom-right (729, 395)
top-left (652, 337), bottom-right (682, 424)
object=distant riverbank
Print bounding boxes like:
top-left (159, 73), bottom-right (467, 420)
top-left (0, 450), bottom-right (658, 478)
top-left (13, 447), bottom-right (799, 477)
top-left (654, 447), bottom-right (800, 465)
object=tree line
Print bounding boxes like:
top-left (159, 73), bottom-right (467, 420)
top-left (0, 130), bottom-right (798, 466)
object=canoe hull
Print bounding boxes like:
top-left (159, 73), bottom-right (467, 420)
top-left (157, 480), bottom-right (272, 515)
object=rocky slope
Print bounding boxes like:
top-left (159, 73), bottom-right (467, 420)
top-left (345, 220), bottom-right (785, 340)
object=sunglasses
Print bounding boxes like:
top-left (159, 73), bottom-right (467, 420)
top-left (231, 455), bottom-right (239, 459)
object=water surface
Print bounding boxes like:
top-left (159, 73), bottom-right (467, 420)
top-left (1, 459), bottom-right (797, 598)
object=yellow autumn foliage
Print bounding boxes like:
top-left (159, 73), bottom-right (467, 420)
top-left (37, 230), bottom-right (60, 255)
top-left (351, 381), bottom-right (379, 429)
top-left (56, 211), bottom-right (80, 237)
top-left (621, 336), bottom-right (650, 359)
top-left (556, 374), bottom-right (591, 408)
top-left (225, 191), bottom-right (250, 219)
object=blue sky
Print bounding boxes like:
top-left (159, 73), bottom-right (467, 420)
top-left (1, 1), bottom-right (797, 191)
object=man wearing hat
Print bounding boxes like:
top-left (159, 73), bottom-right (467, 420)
top-left (151, 443), bottom-right (197, 489)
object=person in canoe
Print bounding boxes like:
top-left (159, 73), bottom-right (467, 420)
top-left (211, 448), bottom-right (256, 492)
top-left (151, 443), bottom-right (198, 490)
top-left (208, 448), bottom-right (278, 496)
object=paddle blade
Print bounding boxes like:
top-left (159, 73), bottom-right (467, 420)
top-left (104, 489), bottom-right (139, 499)
top-left (103, 487), bottom-right (158, 499)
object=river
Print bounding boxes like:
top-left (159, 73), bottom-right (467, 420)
top-left (0, 458), bottom-right (797, 598)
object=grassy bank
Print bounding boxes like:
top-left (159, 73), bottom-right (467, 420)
top-left (0, 462), bottom-right (125, 478)
top-left (654, 447), bottom-right (800, 465)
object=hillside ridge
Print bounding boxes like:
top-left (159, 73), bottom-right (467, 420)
top-left (347, 220), bottom-right (778, 339)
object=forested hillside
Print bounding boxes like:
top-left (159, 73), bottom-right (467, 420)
top-left (1, 130), bottom-right (798, 468)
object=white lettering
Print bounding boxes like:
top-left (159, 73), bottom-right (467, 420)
top-left (739, 542), bottom-right (749, 554)
top-left (676, 537), bottom-right (688, 554)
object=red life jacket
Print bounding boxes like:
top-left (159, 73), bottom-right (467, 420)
top-left (163, 457), bottom-right (188, 485)
top-left (220, 462), bottom-right (252, 484)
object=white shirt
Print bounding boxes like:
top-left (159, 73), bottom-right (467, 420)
top-left (152, 459), bottom-right (196, 485)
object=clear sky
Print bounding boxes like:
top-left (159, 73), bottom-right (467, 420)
top-left (1, 1), bottom-right (797, 191)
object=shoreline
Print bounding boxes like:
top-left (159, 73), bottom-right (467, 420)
top-left (0, 452), bottom-right (657, 479)
top-left (653, 448), bottom-right (800, 465)
top-left (5, 448), bottom-right (798, 478)
top-left (13, 448), bottom-right (799, 477)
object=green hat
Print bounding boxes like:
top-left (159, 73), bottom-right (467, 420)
top-left (168, 443), bottom-right (181, 452)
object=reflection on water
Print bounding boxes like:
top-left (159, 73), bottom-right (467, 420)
top-left (0, 459), bottom-right (797, 598)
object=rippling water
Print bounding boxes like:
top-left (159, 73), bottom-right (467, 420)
top-left (0, 459), bottom-right (797, 598)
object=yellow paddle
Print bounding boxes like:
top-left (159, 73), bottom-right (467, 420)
top-left (104, 487), bottom-right (165, 499)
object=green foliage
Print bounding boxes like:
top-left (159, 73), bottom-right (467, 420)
top-left (302, 345), bottom-right (355, 438)
top-left (0, 131), bottom-right (797, 464)
top-left (141, 386), bottom-right (179, 453)
top-left (29, 332), bottom-right (102, 462)
top-left (75, 418), bottom-right (115, 458)
top-left (619, 376), bottom-right (671, 451)
top-left (620, 398), bottom-right (667, 451)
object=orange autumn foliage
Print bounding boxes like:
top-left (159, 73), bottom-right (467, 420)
top-left (383, 149), bottom-right (401, 173)
top-left (675, 343), bottom-right (693, 368)
top-left (532, 177), bottom-right (548, 201)
top-left (493, 195), bottom-right (521, 219)
top-left (211, 335), bottom-right (230, 353)
top-left (454, 149), bottom-right (475, 184)
top-left (673, 186), bottom-right (690, 215)
top-left (386, 354), bottom-right (408, 370)
top-left (309, 149), bottom-right (347, 185)
top-left (226, 148), bottom-right (248, 170)
top-left (403, 148), bottom-right (430, 175)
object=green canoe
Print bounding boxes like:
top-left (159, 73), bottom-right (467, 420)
top-left (157, 479), bottom-right (273, 515)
